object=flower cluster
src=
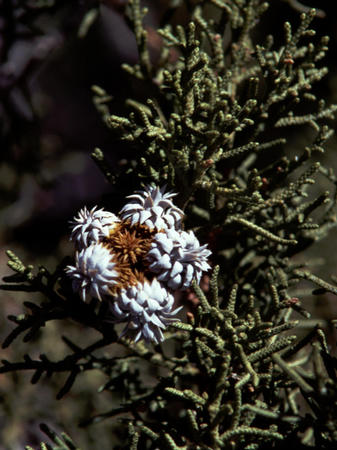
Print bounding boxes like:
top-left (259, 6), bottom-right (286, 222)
top-left (66, 185), bottom-right (211, 343)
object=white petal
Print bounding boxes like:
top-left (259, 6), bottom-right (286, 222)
top-left (184, 264), bottom-right (194, 283)
top-left (130, 300), bottom-right (143, 314)
top-left (147, 298), bottom-right (160, 312)
top-left (134, 329), bottom-right (143, 343)
top-left (150, 314), bottom-right (165, 328)
top-left (139, 210), bottom-right (152, 223)
top-left (143, 323), bottom-right (155, 341)
top-left (151, 253), bottom-right (171, 270)
top-left (168, 274), bottom-right (182, 289)
top-left (156, 234), bottom-right (173, 253)
top-left (171, 261), bottom-right (183, 278)
top-left (113, 302), bottom-right (124, 317)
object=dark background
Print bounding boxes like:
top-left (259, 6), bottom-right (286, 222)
top-left (0, 1), bottom-right (336, 448)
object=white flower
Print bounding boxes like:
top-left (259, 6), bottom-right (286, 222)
top-left (146, 229), bottom-right (211, 290)
top-left (65, 186), bottom-right (213, 343)
top-left (110, 278), bottom-right (182, 344)
top-left (70, 206), bottom-right (119, 249)
top-left (119, 185), bottom-right (184, 231)
top-left (65, 243), bottom-right (118, 302)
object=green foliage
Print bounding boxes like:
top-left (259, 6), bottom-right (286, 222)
top-left (2, 0), bottom-right (337, 449)
top-left (25, 424), bottom-right (80, 450)
top-left (93, 0), bottom-right (336, 209)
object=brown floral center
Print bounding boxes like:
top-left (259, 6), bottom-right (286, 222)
top-left (103, 221), bottom-right (156, 293)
